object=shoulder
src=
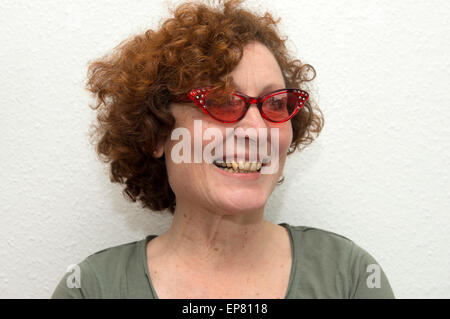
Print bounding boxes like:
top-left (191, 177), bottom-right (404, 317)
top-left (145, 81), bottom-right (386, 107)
top-left (84, 238), bottom-right (143, 272)
top-left (288, 224), bottom-right (353, 243)
top-left (285, 224), bottom-right (395, 298)
top-left (288, 224), bottom-right (355, 262)
top-left (51, 238), bottom-right (146, 299)
top-left (289, 224), bottom-right (390, 274)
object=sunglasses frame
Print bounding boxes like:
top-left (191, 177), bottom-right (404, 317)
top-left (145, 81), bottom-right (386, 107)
top-left (174, 86), bottom-right (309, 123)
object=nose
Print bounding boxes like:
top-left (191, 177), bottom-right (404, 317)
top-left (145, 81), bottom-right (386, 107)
top-left (238, 101), bottom-right (267, 130)
top-left (233, 103), bottom-right (267, 161)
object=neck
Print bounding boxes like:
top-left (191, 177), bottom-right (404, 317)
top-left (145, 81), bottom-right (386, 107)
top-left (156, 200), bottom-right (275, 272)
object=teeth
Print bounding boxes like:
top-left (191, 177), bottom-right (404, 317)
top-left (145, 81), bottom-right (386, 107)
top-left (214, 160), bottom-right (262, 173)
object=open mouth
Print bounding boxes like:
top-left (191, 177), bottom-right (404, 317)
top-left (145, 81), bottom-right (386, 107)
top-left (212, 160), bottom-right (263, 173)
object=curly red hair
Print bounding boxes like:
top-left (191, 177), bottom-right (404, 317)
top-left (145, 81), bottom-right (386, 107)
top-left (87, 0), bottom-right (324, 214)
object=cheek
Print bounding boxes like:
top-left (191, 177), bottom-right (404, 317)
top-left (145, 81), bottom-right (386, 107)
top-left (163, 120), bottom-right (216, 201)
top-left (166, 161), bottom-right (195, 196)
top-left (283, 124), bottom-right (293, 150)
top-left (272, 123), bottom-right (292, 175)
top-left (274, 122), bottom-right (293, 155)
top-left (165, 157), bottom-right (212, 203)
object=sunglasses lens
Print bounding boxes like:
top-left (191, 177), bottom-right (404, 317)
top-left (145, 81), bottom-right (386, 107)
top-left (262, 91), bottom-right (301, 122)
top-left (199, 89), bottom-right (307, 123)
top-left (204, 92), bottom-right (245, 122)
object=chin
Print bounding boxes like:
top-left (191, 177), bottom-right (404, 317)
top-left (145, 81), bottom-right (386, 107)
top-left (214, 190), bottom-right (269, 213)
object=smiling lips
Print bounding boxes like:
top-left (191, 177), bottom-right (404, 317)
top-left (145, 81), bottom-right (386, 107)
top-left (213, 160), bottom-right (262, 173)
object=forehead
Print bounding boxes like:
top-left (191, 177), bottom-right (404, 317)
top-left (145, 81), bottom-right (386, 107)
top-left (229, 41), bottom-right (285, 95)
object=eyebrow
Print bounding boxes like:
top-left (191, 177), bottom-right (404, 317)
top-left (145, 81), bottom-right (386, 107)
top-left (233, 82), bottom-right (286, 97)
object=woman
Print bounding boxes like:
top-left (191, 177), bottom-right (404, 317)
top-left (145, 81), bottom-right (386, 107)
top-left (52, 0), bottom-right (395, 298)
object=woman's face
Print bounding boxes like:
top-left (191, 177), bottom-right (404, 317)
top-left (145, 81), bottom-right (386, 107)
top-left (162, 41), bottom-right (292, 214)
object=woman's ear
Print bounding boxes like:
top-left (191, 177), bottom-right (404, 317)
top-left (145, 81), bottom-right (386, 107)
top-left (152, 143), bottom-right (164, 158)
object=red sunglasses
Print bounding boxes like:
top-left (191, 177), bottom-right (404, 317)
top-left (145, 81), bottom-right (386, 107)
top-left (173, 86), bottom-right (309, 123)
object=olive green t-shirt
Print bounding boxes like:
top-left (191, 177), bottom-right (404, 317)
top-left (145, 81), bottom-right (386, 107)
top-left (51, 223), bottom-right (395, 299)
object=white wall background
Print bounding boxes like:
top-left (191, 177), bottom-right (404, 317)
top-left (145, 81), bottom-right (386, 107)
top-left (1, 0), bottom-right (449, 298)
